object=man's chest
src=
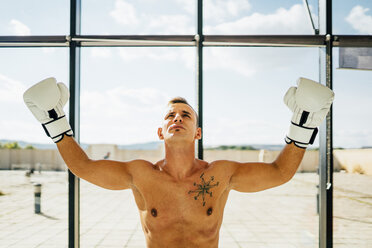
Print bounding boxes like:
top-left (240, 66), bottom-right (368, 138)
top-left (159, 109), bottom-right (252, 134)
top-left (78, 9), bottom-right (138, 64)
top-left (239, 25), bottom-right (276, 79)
top-left (131, 169), bottom-right (231, 227)
top-left (133, 173), bottom-right (229, 239)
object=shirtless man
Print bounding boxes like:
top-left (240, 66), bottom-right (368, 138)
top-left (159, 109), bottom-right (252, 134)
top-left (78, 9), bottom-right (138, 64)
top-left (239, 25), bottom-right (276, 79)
top-left (23, 77), bottom-right (334, 248)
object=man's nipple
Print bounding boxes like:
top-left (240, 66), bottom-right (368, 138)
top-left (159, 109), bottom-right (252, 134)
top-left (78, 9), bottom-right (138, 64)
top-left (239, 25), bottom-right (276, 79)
top-left (207, 207), bottom-right (213, 216)
top-left (151, 208), bottom-right (157, 217)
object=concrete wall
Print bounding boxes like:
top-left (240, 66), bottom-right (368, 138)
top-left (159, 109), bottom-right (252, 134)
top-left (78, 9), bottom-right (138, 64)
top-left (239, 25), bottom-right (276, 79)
top-left (204, 150), bottom-right (259, 162)
top-left (204, 149), bottom-right (337, 173)
top-left (0, 149), bottom-right (65, 171)
top-left (333, 149), bottom-right (372, 175)
top-left (85, 144), bottom-right (165, 163)
top-left (0, 146), bottom-right (371, 175)
top-left (86, 144), bottom-right (119, 160)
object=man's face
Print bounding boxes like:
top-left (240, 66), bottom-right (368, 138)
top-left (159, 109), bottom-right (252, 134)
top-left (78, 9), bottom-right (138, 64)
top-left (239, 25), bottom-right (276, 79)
top-left (158, 103), bottom-right (201, 143)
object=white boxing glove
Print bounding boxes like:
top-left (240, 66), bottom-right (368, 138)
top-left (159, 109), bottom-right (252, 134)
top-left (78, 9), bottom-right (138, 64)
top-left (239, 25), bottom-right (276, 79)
top-left (23, 77), bottom-right (73, 143)
top-left (284, 77), bottom-right (334, 149)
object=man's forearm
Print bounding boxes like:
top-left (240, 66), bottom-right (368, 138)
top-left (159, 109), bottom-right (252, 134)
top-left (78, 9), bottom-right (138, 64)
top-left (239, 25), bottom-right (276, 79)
top-left (56, 136), bottom-right (90, 175)
top-left (273, 143), bottom-right (306, 181)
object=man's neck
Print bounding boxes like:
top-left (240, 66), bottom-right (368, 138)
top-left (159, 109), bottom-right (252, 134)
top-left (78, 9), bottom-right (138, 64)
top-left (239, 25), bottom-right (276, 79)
top-left (162, 141), bottom-right (198, 180)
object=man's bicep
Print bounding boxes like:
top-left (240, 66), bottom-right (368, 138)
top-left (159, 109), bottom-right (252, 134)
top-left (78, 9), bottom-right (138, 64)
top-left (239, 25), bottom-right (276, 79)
top-left (229, 161), bottom-right (288, 192)
top-left (77, 159), bottom-right (140, 190)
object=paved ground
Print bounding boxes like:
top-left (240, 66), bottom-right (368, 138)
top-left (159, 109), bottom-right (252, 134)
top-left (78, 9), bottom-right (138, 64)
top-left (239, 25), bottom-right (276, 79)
top-left (0, 170), bottom-right (371, 248)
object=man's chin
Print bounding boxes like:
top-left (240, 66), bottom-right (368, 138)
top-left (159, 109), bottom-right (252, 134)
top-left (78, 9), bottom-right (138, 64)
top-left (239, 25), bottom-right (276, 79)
top-left (164, 135), bottom-right (193, 143)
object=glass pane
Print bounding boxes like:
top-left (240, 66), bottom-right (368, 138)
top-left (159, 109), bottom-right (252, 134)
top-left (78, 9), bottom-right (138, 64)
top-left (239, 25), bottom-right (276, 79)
top-left (333, 47), bottom-right (372, 247)
top-left (80, 47), bottom-right (195, 247)
top-left (204, 0), bottom-right (318, 35)
top-left (82, 0), bottom-right (196, 35)
top-left (333, 0), bottom-right (372, 35)
top-left (0, 1), bottom-right (69, 35)
top-left (0, 48), bottom-right (69, 247)
top-left (204, 47), bottom-right (320, 246)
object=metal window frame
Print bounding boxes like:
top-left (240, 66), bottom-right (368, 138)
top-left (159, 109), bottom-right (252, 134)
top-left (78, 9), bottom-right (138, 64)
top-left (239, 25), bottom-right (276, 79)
top-left (1, 34), bottom-right (371, 47)
top-left (318, 0), bottom-right (333, 247)
top-left (68, 1), bottom-right (81, 248)
top-left (1, 0), bottom-right (371, 247)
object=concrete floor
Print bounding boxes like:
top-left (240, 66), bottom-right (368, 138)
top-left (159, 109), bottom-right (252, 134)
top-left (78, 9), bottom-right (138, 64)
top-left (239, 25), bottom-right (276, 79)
top-left (0, 170), bottom-right (371, 248)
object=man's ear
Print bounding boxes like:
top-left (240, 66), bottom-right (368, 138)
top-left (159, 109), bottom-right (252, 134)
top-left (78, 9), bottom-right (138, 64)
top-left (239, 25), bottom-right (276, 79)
top-left (195, 127), bottom-right (202, 140)
top-left (157, 127), bottom-right (164, 140)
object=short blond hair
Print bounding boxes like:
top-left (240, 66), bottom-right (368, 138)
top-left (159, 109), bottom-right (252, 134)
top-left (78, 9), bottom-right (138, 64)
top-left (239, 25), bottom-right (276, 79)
top-left (167, 97), bottom-right (199, 127)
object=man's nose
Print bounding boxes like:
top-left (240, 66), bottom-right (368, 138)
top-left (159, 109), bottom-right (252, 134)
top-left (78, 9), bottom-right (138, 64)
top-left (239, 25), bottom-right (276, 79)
top-left (174, 114), bottom-right (183, 123)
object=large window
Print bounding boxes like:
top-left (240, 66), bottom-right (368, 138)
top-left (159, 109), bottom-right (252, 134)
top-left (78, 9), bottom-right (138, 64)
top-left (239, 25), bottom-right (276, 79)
top-left (203, 47), bottom-right (319, 147)
top-left (1, 0), bottom-right (371, 247)
top-left (204, 47), bottom-right (320, 247)
top-left (80, 47), bottom-right (195, 145)
top-left (332, 48), bottom-right (372, 247)
top-left (80, 47), bottom-right (195, 247)
top-left (0, 48), bottom-right (69, 247)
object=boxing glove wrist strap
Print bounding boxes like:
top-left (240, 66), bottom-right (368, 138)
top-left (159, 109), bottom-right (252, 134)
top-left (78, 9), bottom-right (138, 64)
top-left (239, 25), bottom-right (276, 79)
top-left (286, 122), bottom-right (318, 148)
top-left (42, 115), bottom-right (73, 139)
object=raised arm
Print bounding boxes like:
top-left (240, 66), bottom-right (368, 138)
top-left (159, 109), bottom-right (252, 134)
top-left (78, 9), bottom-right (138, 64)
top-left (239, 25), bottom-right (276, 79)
top-left (57, 136), bottom-right (134, 190)
top-left (229, 143), bottom-right (305, 192)
top-left (23, 77), bottom-right (140, 190)
top-left (229, 78), bottom-right (334, 193)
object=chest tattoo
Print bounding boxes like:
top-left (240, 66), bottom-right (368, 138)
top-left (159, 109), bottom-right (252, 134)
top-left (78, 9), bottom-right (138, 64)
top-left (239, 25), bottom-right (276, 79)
top-left (188, 172), bottom-right (219, 206)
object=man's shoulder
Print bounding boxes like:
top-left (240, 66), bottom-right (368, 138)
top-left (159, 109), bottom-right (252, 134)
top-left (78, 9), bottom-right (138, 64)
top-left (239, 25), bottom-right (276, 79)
top-left (127, 159), bottom-right (155, 170)
top-left (201, 159), bottom-right (238, 173)
top-left (209, 159), bottom-right (237, 166)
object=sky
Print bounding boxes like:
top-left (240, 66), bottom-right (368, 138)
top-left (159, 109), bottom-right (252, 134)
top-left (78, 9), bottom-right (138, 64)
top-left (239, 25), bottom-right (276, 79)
top-left (0, 0), bottom-right (371, 149)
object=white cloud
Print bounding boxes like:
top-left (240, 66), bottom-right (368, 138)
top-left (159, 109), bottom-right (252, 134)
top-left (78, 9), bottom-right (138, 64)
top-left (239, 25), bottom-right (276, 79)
top-left (201, 4), bottom-right (317, 77)
top-left (41, 48), bottom-right (57, 54)
top-left (346, 5), bottom-right (372, 34)
top-left (80, 87), bottom-right (171, 144)
top-left (118, 47), bottom-right (177, 61)
top-left (0, 74), bottom-right (27, 103)
top-left (110, 0), bottom-right (139, 26)
top-left (204, 47), bottom-right (315, 78)
top-left (147, 14), bottom-right (194, 34)
top-left (204, 0), bottom-right (251, 22)
top-left (91, 48), bottom-right (112, 59)
top-left (0, 119), bottom-right (51, 144)
top-left (109, 0), bottom-right (194, 34)
top-left (334, 129), bottom-right (372, 148)
top-left (0, 74), bottom-right (52, 143)
top-left (204, 117), bottom-right (285, 146)
top-left (205, 4), bottom-right (313, 34)
top-left (204, 48), bottom-right (256, 77)
top-left (175, 0), bottom-right (195, 14)
top-left (118, 47), bottom-right (195, 69)
top-left (9, 19), bottom-right (31, 35)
